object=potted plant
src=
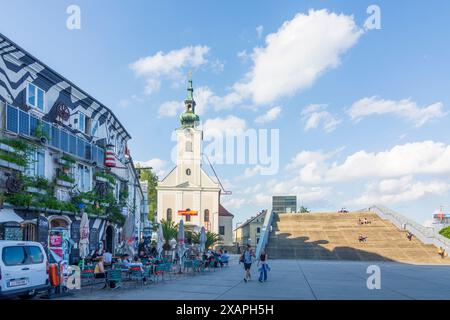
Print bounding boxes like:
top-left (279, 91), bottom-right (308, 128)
top-left (33, 122), bottom-right (51, 144)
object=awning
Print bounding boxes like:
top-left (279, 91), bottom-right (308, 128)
top-left (0, 207), bottom-right (24, 224)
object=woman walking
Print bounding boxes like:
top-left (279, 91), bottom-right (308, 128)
top-left (258, 249), bottom-right (269, 282)
top-left (240, 244), bottom-right (255, 282)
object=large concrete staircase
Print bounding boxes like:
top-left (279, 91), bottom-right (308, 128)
top-left (266, 212), bottom-right (450, 264)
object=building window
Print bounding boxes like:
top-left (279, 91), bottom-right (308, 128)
top-left (256, 237), bottom-right (260, 244)
top-left (185, 214), bottom-right (191, 222)
top-left (185, 141), bottom-right (192, 152)
top-left (76, 164), bottom-right (91, 192)
top-left (26, 150), bottom-right (45, 177)
top-left (91, 120), bottom-right (99, 137)
top-left (204, 209), bottom-right (210, 222)
top-left (219, 226), bottom-right (225, 236)
top-left (22, 223), bottom-right (37, 241)
top-left (257, 227), bottom-right (261, 234)
top-left (78, 112), bottom-right (85, 133)
top-left (27, 83), bottom-right (45, 112)
top-left (167, 208), bottom-right (172, 221)
top-left (186, 168), bottom-right (191, 176)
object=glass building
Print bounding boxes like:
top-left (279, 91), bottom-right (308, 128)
top-left (272, 196), bottom-right (297, 213)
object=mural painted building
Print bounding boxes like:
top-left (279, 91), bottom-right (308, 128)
top-left (0, 33), bottom-right (145, 262)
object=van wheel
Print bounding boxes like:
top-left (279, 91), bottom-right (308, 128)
top-left (19, 292), bottom-right (36, 300)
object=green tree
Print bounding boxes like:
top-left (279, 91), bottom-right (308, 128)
top-left (137, 165), bottom-right (158, 221)
top-left (300, 206), bottom-right (310, 213)
top-left (439, 226), bottom-right (450, 239)
top-left (192, 231), bottom-right (221, 249)
top-left (160, 219), bottom-right (178, 247)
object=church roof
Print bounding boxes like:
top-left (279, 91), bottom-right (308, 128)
top-left (219, 204), bottom-right (234, 217)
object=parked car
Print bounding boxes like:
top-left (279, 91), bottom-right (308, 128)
top-left (0, 241), bottom-right (50, 299)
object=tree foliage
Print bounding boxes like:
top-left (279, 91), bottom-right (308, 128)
top-left (160, 219), bottom-right (178, 244)
top-left (136, 165), bottom-right (158, 221)
top-left (439, 226), bottom-right (450, 239)
top-left (192, 231), bottom-right (221, 249)
top-left (300, 206), bottom-right (310, 213)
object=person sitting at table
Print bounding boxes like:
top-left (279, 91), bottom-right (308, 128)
top-left (138, 250), bottom-right (148, 260)
top-left (220, 250), bottom-right (230, 266)
top-left (122, 254), bottom-right (132, 267)
top-left (93, 256), bottom-right (108, 288)
top-left (130, 256), bottom-right (148, 283)
top-left (91, 249), bottom-right (103, 262)
top-left (149, 244), bottom-right (158, 257)
top-left (130, 256), bottom-right (144, 270)
top-left (103, 249), bottom-right (113, 267)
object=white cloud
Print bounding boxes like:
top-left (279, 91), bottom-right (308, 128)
top-left (243, 165), bottom-right (264, 179)
top-left (130, 45), bottom-right (210, 95)
top-left (130, 46), bottom-right (210, 77)
top-left (118, 94), bottom-right (145, 108)
top-left (347, 96), bottom-right (446, 127)
top-left (287, 141), bottom-right (450, 184)
top-left (235, 9), bottom-right (363, 105)
top-left (256, 25), bottom-right (264, 39)
top-left (158, 101), bottom-right (184, 117)
top-left (144, 78), bottom-right (161, 95)
top-left (202, 115), bottom-right (247, 139)
top-left (301, 104), bottom-right (341, 133)
top-left (255, 106), bottom-right (282, 124)
top-left (243, 184), bottom-right (262, 194)
top-left (222, 198), bottom-right (247, 209)
top-left (135, 158), bottom-right (167, 179)
top-left (347, 176), bottom-right (450, 206)
top-left (237, 50), bottom-right (249, 62)
top-left (193, 86), bottom-right (215, 116)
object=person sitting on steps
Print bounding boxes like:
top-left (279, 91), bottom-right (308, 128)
top-left (358, 234), bottom-right (367, 243)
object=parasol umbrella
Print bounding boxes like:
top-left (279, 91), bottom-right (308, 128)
top-left (122, 213), bottom-right (136, 257)
top-left (157, 223), bottom-right (164, 258)
top-left (79, 212), bottom-right (90, 269)
top-left (177, 219), bottom-right (185, 271)
top-left (199, 226), bottom-right (206, 253)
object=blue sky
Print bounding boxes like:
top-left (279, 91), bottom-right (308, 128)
top-left (1, 0), bottom-right (450, 226)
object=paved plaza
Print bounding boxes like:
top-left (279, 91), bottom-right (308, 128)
top-left (56, 256), bottom-right (450, 300)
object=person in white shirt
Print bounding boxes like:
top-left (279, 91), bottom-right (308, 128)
top-left (103, 250), bottom-right (113, 266)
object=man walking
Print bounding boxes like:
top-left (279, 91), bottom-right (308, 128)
top-left (240, 244), bottom-right (255, 282)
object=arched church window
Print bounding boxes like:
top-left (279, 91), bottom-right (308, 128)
top-left (186, 168), bottom-right (191, 176)
top-left (186, 141), bottom-right (192, 152)
top-left (204, 209), bottom-right (210, 222)
top-left (167, 208), bottom-right (172, 221)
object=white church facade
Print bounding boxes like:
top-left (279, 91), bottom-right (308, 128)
top-left (156, 78), bottom-right (233, 246)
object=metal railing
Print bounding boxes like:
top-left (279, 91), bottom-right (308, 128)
top-left (256, 210), bottom-right (274, 258)
top-left (370, 205), bottom-right (450, 251)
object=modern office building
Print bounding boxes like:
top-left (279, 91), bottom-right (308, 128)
top-left (272, 196), bottom-right (297, 213)
top-left (0, 33), bottom-right (145, 262)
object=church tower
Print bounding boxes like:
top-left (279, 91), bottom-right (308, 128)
top-left (156, 75), bottom-right (223, 235)
top-left (175, 75), bottom-right (202, 186)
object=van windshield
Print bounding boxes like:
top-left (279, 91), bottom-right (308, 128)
top-left (2, 246), bottom-right (27, 266)
top-left (2, 246), bottom-right (44, 266)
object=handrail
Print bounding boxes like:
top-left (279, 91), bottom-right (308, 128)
top-left (370, 205), bottom-right (450, 251)
top-left (256, 210), bottom-right (274, 258)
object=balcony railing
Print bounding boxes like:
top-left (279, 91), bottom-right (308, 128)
top-left (5, 104), bottom-right (104, 165)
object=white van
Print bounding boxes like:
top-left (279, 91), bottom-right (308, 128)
top-left (0, 241), bottom-right (50, 299)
